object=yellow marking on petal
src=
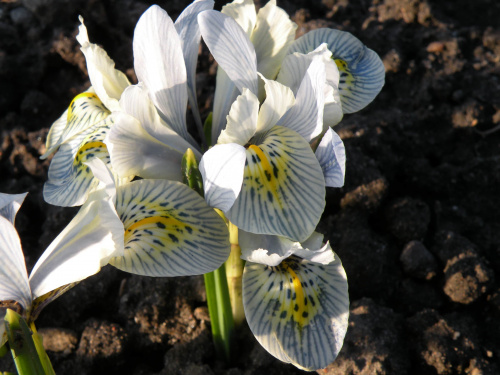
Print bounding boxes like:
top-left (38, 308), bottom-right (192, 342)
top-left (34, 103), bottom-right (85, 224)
top-left (247, 144), bottom-right (280, 202)
top-left (74, 141), bottom-right (108, 164)
top-left (67, 92), bottom-right (102, 119)
top-left (124, 216), bottom-right (190, 243)
top-left (334, 59), bottom-right (355, 90)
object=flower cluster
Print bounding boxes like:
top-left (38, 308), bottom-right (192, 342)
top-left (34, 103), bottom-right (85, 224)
top-left (0, 0), bottom-right (384, 371)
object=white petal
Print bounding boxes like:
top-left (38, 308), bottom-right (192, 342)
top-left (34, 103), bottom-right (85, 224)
top-left (77, 17), bottom-right (130, 112)
top-left (227, 126), bottom-right (325, 242)
top-left (84, 157), bottom-right (117, 201)
top-left (218, 88), bottom-right (259, 145)
top-left (133, 5), bottom-right (189, 140)
top-left (42, 90), bottom-right (110, 159)
top-left (0, 192), bottom-right (27, 224)
top-left (110, 179), bottom-right (230, 277)
top-left (106, 112), bottom-right (184, 181)
top-left (29, 189), bottom-right (124, 299)
top-left (315, 128), bottom-right (346, 187)
top-left (239, 231), bottom-right (300, 266)
top-left (221, 0), bottom-right (256, 36)
top-left (277, 59), bottom-right (326, 142)
top-left (198, 10), bottom-right (258, 95)
top-left (251, 0), bottom-right (297, 80)
top-left (243, 254), bottom-right (349, 370)
top-left (175, 0), bottom-right (214, 131)
top-left (211, 67), bottom-right (240, 145)
top-left (0, 215), bottom-right (31, 311)
top-left (257, 75), bottom-right (295, 134)
top-left (199, 143), bottom-right (247, 212)
top-left (288, 28), bottom-right (385, 113)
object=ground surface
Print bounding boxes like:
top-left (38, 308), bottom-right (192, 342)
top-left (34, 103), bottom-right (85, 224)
top-left (0, 0), bottom-right (499, 374)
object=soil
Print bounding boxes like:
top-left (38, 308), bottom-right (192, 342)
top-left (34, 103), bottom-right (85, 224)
top-left (1, 0), bottom-right (499, 374)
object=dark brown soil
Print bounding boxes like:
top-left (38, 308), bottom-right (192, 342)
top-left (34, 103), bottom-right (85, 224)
top-left (1, 0), bottom-right (499, 374)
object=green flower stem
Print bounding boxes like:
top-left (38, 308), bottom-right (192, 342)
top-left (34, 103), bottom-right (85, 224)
top-left (4, 309), bottom-right (47, 375)
top-left (226, 222), bottom-right (245, 327)
top-left (30, 323), bottom-right (56, 375)
top-left (182, 148), bottom-right (234, 362)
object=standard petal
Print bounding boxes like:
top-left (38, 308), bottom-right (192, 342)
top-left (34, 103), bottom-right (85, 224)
top-left (277, 59), bottom-right (326, 142)
top-left (257, 75), bottom-right (295, 134)
top-left (29, 189), bottom-right (124, 299)
top-left (175, 0), bottom-right (214, 132)
top-left (198, 10), bottom-right (258, 95)
top-left (0, 192), bottom-right (27, 224)
top-left (106, 112), bottom-right (185, 181)
top-left (133, 5), bottom-right (190, 140)
top-left (211, 67), bottom-right (240, 145)
top-left (251, 0), bottom-right (297, 80)
top-left (288, 28), bottom-right (385, 113)
top-left (243, 254), bottom-right (349, 370)
top-left (0, 215), bottom-right (31, 311)
top-left (43, 117), bottom-right (114, 207)
top-left (77, 17), bottom-right (130, 112)
top-left (218, 88), bottom-right (259, 146)
top-left (199, 143), bottom-right (247, 212)
top-left (315, 128), bottom-right (346, 187)
top-left (221, 0), bottom-right (256, 36)
top-left (239, 231), bottom-right (300, 266)
top-left (227, 126), bottom-right (326, 242)
top-left (109, 179), bottom-right (230, 277)
top-left (41, 91), bottom-right (110, 159)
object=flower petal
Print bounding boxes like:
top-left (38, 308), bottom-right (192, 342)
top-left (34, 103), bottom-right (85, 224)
top-left (221, 0), bottom-right (256, 36)
top-left (198, 10), bottom-right (258, 95)
top-left (41, 91), bottom-right (110, 159)
top-left (29, 189), bottom-right (124, 299)
top-left (243, 254), bottom-right (349, 370)
top-left (315, 128), bottom-right (346, 187)
top-left (199, 143), bottom-right (247, 212)
top-left (277, 59), bottom-right (326, 142)
top-left (288, 28), bottom-right (385, 113)
top-left (133, 5), bottom-right (190, 140)
top-left (109, 179), bottom-right (230, 277)
top-left (106, 112), bottom-right (184, 181)
top-left (174, 0), bottom-right (214, 131)
top-left (218, 88), bottom-right (259, 146)
top-left (251, 0), bottom-right (297, 80)
top-left (227, 126), bottom-right (325, 242)
top-left (239, 231), bottom-right (300, 266)
top-left (257, 75), bottom-right (295, 134)
top-left (43, 117), bottom-right (114, 207)
top-left (0, 192), bottom-right (27, 224)
top-left (76, 17), bottom-right (130, 112)
top-left (0, 215), bottom-right (31, 311)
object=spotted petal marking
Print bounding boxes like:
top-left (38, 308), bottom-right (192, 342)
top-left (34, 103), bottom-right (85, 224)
top-left (226, 126), bottom-right (325, 242)
top-left (288, 28), bottom-right (385, 114)
top-left (110, 179), bottom-right (230, 277)
top-left (243, 255), bottom-right (349, 371)
top-left (42, 91), bottom-right (110, 159)
top-left (43, 117), bottom-right (114, 207)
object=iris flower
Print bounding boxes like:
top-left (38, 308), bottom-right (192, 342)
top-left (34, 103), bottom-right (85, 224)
top-left (240, 231), bottom-right (349, 370)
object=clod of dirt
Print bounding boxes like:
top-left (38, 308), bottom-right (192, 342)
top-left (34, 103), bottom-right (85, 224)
top-left (320, 298), bottom-right (410, 375)
top-left (340, 177), bottom-right (388, 211)
top-left (76, 319), bottom-right (128, 361)
top-left (434, 231), bottom-right (494, 304)
top-left (39, 327), bottom-right (78, 355)
top-left (384, 197), bottom-right (431, 243)
top-left (400, 240), bottom-right (438, 280)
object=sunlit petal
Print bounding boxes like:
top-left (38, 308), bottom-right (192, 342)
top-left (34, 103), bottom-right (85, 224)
top-left (239, 231), bottom-right (300, 266)
top-left (251, 0), bottom-right (297, 81)
top-left (227, 126), bottom-right (325, 242)
top-left (221, 0), bottom-right (256, 36)
top-left (133, 5), bottom-right (190, 140)
top-left (315, 128), bottom-right (346, 187)
top-left (41, 91), bottom-right (109, 159)
top-left (106, 112), bottom-right (184, 181)
top-left (0, 192), bottom-right (27, 224)
top-left (0, 215), bottom-right (31, 311)
top-left (198, 10), bottom-right (258, 95)
top-left (29, 189), bottom-right (124, 299)
top-left (76, 17), bottom-right (130, 112)
top-left (257, 75), bottom-right (295, 135)
top-left (243, 254), bottom-right (349, 370)
top-left (288, 28), bottom-right (385, 113)
top-left (218, 88), bottom-right (259, 146)
top-left (175, 0), bottom-right (215, 131)
top-left (199, 143), bottom-right (247, 212)
top-left (110, 179), bottom-right (230, 277)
